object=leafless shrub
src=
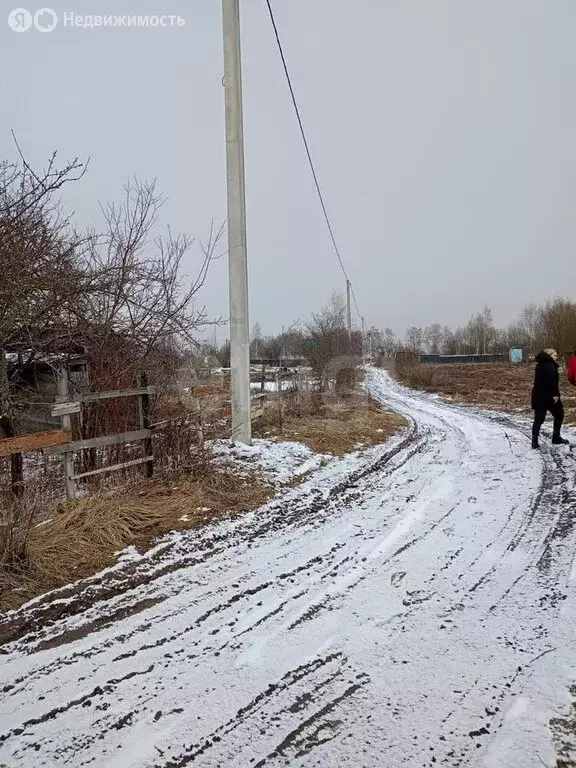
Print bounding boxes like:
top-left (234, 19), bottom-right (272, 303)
top-left (1, 142), bottom-right (222, 499)
top-left (296, 293), bottom-right (362, 391)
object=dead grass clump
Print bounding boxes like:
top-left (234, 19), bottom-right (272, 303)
top-left (396, 364), bottom-right (440, 390)
top-left (550, 684), bottom-right (576, 767)
top-left (0, 470), bottom-right (271, 612)
top-left (0, 497), bottom-right (36, 583)
top-left (257, 395), bottom-right (406, 455)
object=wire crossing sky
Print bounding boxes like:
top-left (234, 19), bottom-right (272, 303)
top-left (2, 0), bottom-right (575, 337)
top-left (265, 0), bottom-right (364, 325)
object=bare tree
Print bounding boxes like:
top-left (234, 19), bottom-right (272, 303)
top-left (365, 326), bottom-right (383, 357)
top-left (423, 323), bottom-right (443, 354)
top-left (250, 322), bottom-right (263, 359)
top-left (440, 326), bottom-right (456, 354)
top-left (77, 179), bottom-right (223, 378)
top-left (0, 153), bottom-right (88, 360)
top-left (534, 298), bottom-right (576, 356)
top-left (1, 151), bottom-right (221, 455)
top-left (300, 293), bottom-right (360, 391)
top-left (405, 326), bottom-right (423, 354)
top-left (518, 304), bottom-right (539, 351)
top-left (381, 328), bottom-right (397, 357)
top-left (461, 306), bottom-right (495, 355)
top-left (258, 322), bottom-right (300, 361)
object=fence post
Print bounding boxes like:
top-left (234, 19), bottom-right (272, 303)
top-left (0, 416), bottom-right (24, 497)
top-left (197, 398), bottom-right (204, 450)
top-left (0, 348), bottom-right (23, 496)
top-left (138, 372), bottom-right (154, 478)
top-left (57, 370), bottom-right (76, 500)
top-left (276, 371), bottom-right (283, 433)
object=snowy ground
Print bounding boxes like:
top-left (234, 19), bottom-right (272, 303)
top-left (210, 437), bottom-right (330, 486)
top-left (1, 368), bottom-right (575, 767)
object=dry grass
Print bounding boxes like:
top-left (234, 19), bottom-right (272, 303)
top-left (394, 363), bottom-right (576, 424)
top-left (0, 470), bottom-right (271, 612)
top-left (550, 685), bottom-right (576, 767)
top-left (0, 380), bottom-right (406, 612)
top-left (256, 394), bottom-right (407, 455)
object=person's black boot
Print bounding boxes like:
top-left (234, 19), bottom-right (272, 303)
top-left (532, 435), bottom-right (540, 449)
top-left (552, 435), bottom-right (569, 445)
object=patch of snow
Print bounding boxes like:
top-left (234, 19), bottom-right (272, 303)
top-left (249, 381), bottom-right (295, 393)
top-left (210, 437), bottom-right (331, 485)
top-left (113, 546), bottom-right (142, 564)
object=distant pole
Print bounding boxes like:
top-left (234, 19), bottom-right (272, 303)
top-left (222, 0), bottom-right (251, 444)
top-left (361, 315), bottom-right (365, 361)
top-left (346, 280), bottom-right (352, 344)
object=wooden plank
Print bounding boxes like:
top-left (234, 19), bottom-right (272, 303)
top-left (44, 429), bottom-right (151, 456)
top-left (218, 402), bottom-right (266, 420)
top-left (0, 429), bottom-right (72, 457)
top-left (55, 386), bottom-right (156, 404)
top-left (149, 419), bottom-right (202, 431)
top-left (70, 456), bottom-right (155, 481)
top-left (51, 401), bottom-right (82, 418)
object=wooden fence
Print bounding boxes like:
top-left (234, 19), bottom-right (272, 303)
top-left (0, 380), bottom-right (269, 500)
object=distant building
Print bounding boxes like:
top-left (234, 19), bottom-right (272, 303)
top-left (249, 358), bottom-right (307, 368)
top-left (420, 354), bottom-right (507, 365)
top-left (4, 344), bottom-right (89, 434)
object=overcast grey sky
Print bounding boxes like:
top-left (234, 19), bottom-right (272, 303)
top-left (2, 0), bottom-right (575, 340)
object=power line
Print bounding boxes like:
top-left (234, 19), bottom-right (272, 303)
top-left (265, 0), bottom-right (363, 324)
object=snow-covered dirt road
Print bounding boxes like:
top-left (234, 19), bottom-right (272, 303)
top-left (1, 369), bottom-right (575, 768)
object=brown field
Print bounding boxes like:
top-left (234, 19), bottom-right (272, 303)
top-left (395, 363), bottom-right (576, 424)
top-left (254, 393), bottom-right (407, 455)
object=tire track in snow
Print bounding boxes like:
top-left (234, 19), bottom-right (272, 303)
top-left (0, 369), bottom-right (575, 767)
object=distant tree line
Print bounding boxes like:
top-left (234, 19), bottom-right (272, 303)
top-left (202, 298), bottom-right (576, 377)
top-left (369, 300), bottom-right (576, 360)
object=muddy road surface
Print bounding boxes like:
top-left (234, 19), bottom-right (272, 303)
top-left (1, 369), bottom-right (575, 767)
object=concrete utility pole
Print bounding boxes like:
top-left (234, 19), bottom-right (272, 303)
top-left (346, 280), bottom-right (352, 344)
top-left (222, 0), bottom-right (251, 444)
top-left (361, 315), bottom-right (365, 361)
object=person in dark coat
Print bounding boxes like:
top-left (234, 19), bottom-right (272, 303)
top-left (531, 349), bottom-right (569, 448)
